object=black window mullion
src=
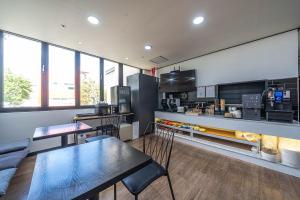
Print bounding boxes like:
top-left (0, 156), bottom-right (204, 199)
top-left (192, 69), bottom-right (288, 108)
top-left (41, 42), bottom-right (49, 108)
top-left (119, 63), bottom-right (123, 86)
top-left (75, 51), bottom-right (80, 107)
top-left (100, 58), bottom-right (104, 101)
top-left (0, 31), bottom-right (3, 109)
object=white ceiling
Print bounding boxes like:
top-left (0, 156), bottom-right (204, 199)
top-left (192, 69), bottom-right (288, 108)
top-left (0, 0), bottom-right (299, 69)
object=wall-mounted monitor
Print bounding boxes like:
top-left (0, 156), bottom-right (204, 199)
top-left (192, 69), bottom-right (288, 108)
top-left (159, 70), bottom-right (196, 92)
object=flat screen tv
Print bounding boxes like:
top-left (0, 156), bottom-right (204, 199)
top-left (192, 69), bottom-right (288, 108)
top-left (159, 70), bottom-right (196, 92)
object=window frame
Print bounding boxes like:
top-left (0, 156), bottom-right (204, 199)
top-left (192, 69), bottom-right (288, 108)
top-left (0, 30), bottom-right (142, 112)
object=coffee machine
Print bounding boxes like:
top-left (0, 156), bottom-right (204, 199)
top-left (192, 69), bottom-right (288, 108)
top-left (111, 86), bottom-right (131, 114)
top-left (266, 87), bottom-right (293, 123)
top-left (242, 94), bottom-right (262, 121)
top-left (168, 98), bottom-right (180, 112)
top-left (161, 99), bottom-right (169, 111)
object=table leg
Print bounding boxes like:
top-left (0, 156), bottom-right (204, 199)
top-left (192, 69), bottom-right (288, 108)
top-left (114, 184), bottom-right (117, 200)
top-left (89, 193), bottom-right (99, 200)
top-left (61, 135), bottom-right (68, 147)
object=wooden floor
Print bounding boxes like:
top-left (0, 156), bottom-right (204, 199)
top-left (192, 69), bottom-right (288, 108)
top-left (2, 139), bottom-right (300, 200)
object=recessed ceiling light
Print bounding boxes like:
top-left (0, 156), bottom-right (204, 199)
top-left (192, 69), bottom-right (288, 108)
top-left (144, 45), bottom-right (152, 50)
top-left (87, 16), bottom-right (100, 25)
top-left (125, 57), bottom-right (129, 60)
top-left (193, 16), bottom-right (204, 25)
top-left (78, 41), bottom-right (83, 45)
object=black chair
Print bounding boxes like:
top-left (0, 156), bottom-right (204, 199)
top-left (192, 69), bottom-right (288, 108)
top-left (121, 122), bottom-right (176, 200)
top-left (85, 115), bottom-right (121, 143)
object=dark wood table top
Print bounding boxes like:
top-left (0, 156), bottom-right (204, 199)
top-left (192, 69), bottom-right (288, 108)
top-left (33, 122), bottom-right (93, 141)
top-left (27, 137), bottom-right (152, 200)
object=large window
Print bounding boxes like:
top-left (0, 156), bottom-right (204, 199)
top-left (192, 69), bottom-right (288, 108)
top-left (48, 46), bottom-right (75, 106)
top-left (3, 34), bottom-right (41, 108)
top-left (123, 65), bottom-right (140, 86)
top-left (80, 54), bottom-right (100, 105)
top-left (0, 31), bottom-right (142, 111)
top-left (104, 60), bottom-right (119, 104)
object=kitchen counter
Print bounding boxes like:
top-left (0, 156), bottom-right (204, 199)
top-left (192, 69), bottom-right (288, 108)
top-left (155, 111), bottom-right (300, 140)
top-left (155, 111), bottom-right (300, 178)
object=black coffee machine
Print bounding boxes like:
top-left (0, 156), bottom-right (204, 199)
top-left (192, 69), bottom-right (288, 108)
top-left (266, 87), bottom-right (293, 123)
top-left (161, 98), bottom-right (180, 112)
top-left (168, 99), bottom-right (179, 112)
top-left (161, 99), bottom-right (169, 111)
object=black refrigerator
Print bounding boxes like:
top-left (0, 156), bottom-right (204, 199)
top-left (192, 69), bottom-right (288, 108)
top-left (127, 73), bottom-right (158, 136)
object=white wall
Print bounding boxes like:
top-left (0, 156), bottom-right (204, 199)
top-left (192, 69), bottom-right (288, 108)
top-left (0, 109), bottom-right (93, 152)
top-left (159, 30), bottom-right (299, 86)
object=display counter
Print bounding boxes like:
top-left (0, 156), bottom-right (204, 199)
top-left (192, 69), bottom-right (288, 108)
top-left (155, 111), bottom-right (300, 178)
top-left (155, 111), bottom-right (300, 139)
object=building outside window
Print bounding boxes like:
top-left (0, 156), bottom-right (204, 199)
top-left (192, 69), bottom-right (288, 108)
top-left (123, 65), bottom-right (140, 86)
top-left (48, 45), bottom-right (75, 106)
top-left (3, 33), bottom-right (41, 108)
top-left (80, 54), bottom-right (100, 105)
top-left (103, 60), bottom-right (119, 104)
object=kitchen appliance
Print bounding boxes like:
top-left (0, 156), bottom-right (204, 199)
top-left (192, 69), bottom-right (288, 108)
top-left (242, 94), bottom-right (262, 120)
top-left (95, 102), bottom-right (111, 115)
top-left (159, 70), bottom-right (196, 92)
top-left (110, 105), bottom-right (118, 114)
top-left (168, 98), bottom-right (180, 112)
top-left (177, 106), bottom-right (186, 113)
top-left (266, 88), bottom-right (293, 123)
top-left (111, 86), bottom-right (131, 114)
top-left (161, 99), bottom-right (169, 111)
top-left (127, 73), bottom-right (158, 136)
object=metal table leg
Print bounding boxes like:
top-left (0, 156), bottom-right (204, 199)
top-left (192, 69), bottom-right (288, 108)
top-left (61, 135), bottom-right (68, 147)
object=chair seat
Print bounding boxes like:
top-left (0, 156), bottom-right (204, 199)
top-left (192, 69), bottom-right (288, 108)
top-left (122, 161), bottom-right (166, 195)
top-left (85, 135), bottom-right (112, 143)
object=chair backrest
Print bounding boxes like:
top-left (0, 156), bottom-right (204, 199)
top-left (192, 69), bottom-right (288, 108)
top-left (96, 115), bottom-right (122, 138)
top-left (143, 122), bottom-right (176, 171)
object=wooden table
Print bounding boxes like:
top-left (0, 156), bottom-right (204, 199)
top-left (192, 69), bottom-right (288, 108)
top-left (33, 122), bottom-right (93, 147)
top-left (27, 137), bottom-right (152, 200)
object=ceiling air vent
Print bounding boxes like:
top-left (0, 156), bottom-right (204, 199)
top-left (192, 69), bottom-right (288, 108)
top-left (150, 56), bottom-right (168, 64)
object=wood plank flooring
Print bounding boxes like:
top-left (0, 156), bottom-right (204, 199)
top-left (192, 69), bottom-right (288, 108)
top-left (1, 139), bottom-right (300, 200)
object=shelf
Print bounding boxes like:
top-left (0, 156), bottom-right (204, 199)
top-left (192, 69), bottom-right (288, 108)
top-left (156, 123), bottom-right (259, 147)
top-left (174, 133), bottom-right (259, 158)
top-left (194, 129), bottom-right (258, 146)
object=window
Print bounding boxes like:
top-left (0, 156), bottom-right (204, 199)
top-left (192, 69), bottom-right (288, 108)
top-left (104, 60), bottom-right (119, 104)
top-left (123, 65), bottom-right (140, 86)
top-left (80, 54), bottom-right (100, 105)
top-left (3, 34), bottom-right (41, 108)
top-left (0, 31), bottom-right (133, 111)
top-left (143, 69), bottom-right (151, 75)
top-left (48, 46), bottom-right (75, 106)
